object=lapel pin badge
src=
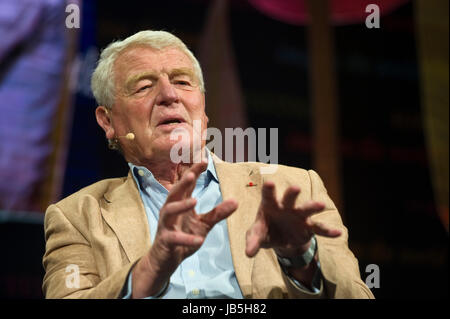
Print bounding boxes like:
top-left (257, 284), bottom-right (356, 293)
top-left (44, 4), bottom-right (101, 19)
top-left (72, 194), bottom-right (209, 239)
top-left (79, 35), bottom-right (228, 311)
top-left (246, 182), bottom-right (257, 187)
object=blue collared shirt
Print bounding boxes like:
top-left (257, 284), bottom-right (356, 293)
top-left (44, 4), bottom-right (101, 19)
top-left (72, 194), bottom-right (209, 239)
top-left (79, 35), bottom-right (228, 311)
top-left (124, 151), bottom-right (244, 298)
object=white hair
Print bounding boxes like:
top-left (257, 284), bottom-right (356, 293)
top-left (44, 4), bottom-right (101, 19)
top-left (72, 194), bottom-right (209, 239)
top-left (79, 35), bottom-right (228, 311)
top-left (91, 30), bottom-right (205, 108)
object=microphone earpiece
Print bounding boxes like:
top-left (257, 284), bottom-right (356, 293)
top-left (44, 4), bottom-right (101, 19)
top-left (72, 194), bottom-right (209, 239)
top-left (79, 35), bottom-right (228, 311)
top-left (117, 133), bottom-right (135, 140)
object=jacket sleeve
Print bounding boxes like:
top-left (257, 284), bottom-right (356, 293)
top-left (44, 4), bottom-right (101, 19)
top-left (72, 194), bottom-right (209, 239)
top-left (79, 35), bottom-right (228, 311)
top-left (42, 204), bottom-right (140, 299)
top-left (305, 169), bottom-right (374, 298)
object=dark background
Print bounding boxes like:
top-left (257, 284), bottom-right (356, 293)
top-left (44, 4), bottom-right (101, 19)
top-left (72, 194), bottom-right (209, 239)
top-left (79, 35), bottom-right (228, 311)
top-left (1, 0), bottom-right (447, 299)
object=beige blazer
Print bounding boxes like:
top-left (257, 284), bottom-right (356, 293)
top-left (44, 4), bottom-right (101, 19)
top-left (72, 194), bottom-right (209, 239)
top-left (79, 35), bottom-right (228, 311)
top-left (42, 159), bottom-right (374, 299)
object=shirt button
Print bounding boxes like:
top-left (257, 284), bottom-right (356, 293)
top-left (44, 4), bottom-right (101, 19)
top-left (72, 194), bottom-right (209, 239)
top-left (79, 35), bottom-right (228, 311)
top-left (138, 170), bottom-right (145, 177)
top-left (188, 270), bottom-right (195, 277)
top-left (192, 289), bottom-right (200, 296)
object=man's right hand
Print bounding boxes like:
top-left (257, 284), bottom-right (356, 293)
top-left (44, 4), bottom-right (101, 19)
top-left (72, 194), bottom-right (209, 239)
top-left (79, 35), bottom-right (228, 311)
top-left (131, 162), bottom-right (238, 298)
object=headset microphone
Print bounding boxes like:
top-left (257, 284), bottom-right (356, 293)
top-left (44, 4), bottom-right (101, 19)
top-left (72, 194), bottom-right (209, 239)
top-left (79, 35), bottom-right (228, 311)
top-left (117, 133), bottom-right (135, 140)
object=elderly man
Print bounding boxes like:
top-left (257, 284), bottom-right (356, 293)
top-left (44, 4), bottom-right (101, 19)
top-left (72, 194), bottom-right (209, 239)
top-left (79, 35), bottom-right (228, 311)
top-left (42, 30), bottom-right (374, 299)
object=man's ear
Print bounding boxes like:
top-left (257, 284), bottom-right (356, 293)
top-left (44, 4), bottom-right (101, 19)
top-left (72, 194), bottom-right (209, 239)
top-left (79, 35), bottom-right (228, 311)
top-left (95, 106), bottom-right (115, 139)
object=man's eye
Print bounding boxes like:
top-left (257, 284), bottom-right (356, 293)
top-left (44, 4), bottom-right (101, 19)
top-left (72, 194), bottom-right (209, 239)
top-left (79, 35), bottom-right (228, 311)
top-left (174, 80), bottom-right (191, 86)
top-left (136, 85), bottom-right (151, 93)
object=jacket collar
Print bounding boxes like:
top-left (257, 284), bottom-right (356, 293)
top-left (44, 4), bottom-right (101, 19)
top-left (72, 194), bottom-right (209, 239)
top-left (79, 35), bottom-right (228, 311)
top-left (102, 172), bottom-right (151, 263)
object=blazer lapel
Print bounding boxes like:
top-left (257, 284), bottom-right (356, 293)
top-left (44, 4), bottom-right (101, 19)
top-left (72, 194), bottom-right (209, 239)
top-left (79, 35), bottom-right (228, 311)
top-left (101, 172), bottom-right (151, 263)
top-left (213, 157), bottom-right (262, 298)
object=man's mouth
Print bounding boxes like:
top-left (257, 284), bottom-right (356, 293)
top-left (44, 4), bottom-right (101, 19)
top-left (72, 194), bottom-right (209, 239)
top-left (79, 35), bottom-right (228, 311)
top-left (157, 116), bottom-right (187, 127)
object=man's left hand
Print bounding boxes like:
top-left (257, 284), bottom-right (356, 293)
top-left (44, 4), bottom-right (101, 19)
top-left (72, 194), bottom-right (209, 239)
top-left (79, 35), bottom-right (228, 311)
top-left (245, 181), bottom-right (342, 260)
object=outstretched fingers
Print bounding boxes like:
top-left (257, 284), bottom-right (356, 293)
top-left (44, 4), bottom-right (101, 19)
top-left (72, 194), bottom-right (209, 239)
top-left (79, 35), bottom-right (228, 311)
top-left (160, 198), bottom-right (197, 225)
top-left (310, 221), bottom-right (342, 238)
top-left (184, 161), bottom-right (208, 198)
top-left (294, 201), bottom-right (326, 218)
top-left (245, 220), bottom-right (267, 258)
top-left (201, 199), bottom-right (238, 228)
top-left (166, 162), bottom-right (208, 203)
top-left (166, 172), bottom-right (196, 203)
top-left (164, 230), bottom-right (204, 248)
top-left (281, 186), bottom-right (301, 209)
top-left (261, 181), bottom-right (278, 210)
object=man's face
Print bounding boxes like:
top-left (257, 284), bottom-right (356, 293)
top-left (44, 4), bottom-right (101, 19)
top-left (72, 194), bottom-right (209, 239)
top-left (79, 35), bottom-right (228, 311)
top-left (97, 46), bottom-right (208, 165)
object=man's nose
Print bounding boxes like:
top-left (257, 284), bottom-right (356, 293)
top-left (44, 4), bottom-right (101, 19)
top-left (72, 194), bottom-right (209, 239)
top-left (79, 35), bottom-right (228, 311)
top-left (155, 77), bottom-right (179, 106)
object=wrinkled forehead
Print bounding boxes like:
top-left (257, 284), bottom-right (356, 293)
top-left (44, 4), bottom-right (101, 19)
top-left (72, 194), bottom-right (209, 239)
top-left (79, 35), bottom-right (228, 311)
top-left (113, 45), bottom-right (195, 85)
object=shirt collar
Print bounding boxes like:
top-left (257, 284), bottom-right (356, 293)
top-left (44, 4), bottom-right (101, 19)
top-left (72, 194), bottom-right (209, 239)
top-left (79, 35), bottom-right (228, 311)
top-left (128, 148), bottom-right (218, 191)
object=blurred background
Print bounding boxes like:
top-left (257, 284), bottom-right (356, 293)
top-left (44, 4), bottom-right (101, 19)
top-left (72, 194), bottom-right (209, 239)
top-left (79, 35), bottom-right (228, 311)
top-left (0, 0), bottom-right (447, 299)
